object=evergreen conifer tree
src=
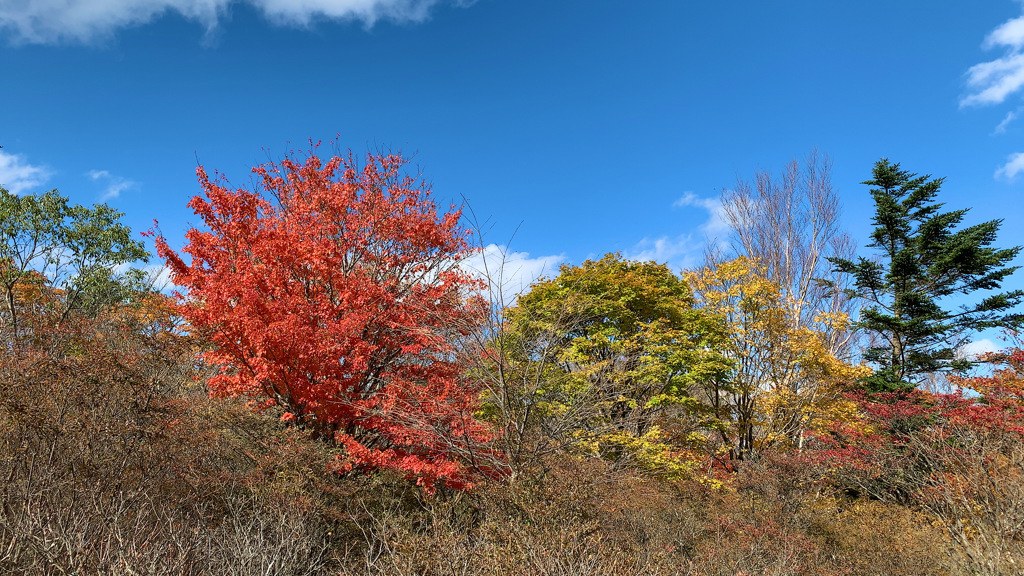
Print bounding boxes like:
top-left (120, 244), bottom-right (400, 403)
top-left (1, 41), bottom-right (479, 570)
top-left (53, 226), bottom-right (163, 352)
top-left (830, 159), bottom-right (1023, 392)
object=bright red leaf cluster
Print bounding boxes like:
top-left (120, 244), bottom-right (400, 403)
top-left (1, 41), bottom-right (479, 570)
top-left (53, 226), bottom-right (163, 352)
top-left (156, 150), bottom-right (494, 491)
top-left (801, 379), bottom-right (1024, 503)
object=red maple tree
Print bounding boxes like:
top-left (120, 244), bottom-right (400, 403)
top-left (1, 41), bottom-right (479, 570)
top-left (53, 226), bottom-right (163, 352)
top-left (156, 149), bottom-right (495, 491)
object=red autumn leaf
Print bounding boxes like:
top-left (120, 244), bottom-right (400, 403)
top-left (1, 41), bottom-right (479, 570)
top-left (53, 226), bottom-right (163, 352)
top-left (156, 148), bottom-right (497, 491)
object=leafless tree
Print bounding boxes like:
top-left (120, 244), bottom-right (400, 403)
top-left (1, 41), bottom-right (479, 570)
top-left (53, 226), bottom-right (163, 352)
top-left (717, 149), bottom-right (857, 357)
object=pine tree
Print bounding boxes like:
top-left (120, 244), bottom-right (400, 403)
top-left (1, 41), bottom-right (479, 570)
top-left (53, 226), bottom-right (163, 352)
top-left (830, 159), bottom-right (1023, 392)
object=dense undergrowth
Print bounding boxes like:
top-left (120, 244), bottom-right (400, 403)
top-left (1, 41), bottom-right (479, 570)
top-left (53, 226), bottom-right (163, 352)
top-left (2, 304), bottom-right (1013, 576)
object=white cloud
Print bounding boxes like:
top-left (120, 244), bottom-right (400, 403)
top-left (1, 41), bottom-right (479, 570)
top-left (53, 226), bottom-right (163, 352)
top-left (957, 338), bottom-right (1000, 361)
top-left (995, 151), bottom-right (1024, 180)
top-left (994, 109), bottom-right (1019, 134)
top-left (628, 235), bottom-right (702, 270)
top-left (0, 0), bottom-right (470, 44)
top-left (113, 261), bottom-right (177, 292)
top-left (964, 10), bottom-right (1024, 179)
top-left (628, 192), bottom-right (728, 271)
top-left (962, 12), bottom-right (1024, 108)
top-left (0, 150), bottom-right (51, 195)
top-left (984, 14), bottom-right (1024, 50)
top-left (673, 191), bottom-right (730, 240)
top-left (143, 263), bottom-right (175, 291)
top-left (460, 243), bottom-right (565, 305)
top-left (88, 168), bottom-right (136, 201)
top-left (962, 53), bottom-right (1024, 107)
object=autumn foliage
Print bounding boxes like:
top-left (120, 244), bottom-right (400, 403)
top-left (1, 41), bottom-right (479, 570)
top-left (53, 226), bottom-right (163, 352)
top-left (7, 154), bottom-right (1024, 575)
top-left (685, 257), bottom-right (868, 461)
top-left (156, 150), bottom-right (493, 490)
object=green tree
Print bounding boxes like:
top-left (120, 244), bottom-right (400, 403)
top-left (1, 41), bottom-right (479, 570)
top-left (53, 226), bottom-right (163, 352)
top-left (0, 187), bottom-right (149, 343)
top-left (830, 159), bottom-right (1023, 392)
top-left (504, 254), bottom-right (732, 478)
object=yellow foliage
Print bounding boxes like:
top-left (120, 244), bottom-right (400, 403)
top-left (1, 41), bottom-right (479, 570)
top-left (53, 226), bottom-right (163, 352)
top-left (686, 257), bottom-right (870, 456)
top-left (595, 427), bottom-right (708, 483)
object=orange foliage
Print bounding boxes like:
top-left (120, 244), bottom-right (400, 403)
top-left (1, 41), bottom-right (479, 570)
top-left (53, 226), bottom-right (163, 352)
top-left (156, 149), bottom-right (497, 491)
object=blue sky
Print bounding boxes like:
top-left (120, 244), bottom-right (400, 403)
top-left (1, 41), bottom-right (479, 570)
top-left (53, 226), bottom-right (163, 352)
top-left (2, 0), bottom-right (1024, 345)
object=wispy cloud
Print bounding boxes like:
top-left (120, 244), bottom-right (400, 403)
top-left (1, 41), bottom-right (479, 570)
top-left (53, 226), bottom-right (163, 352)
top-left (995, 152), bottom-right (1024, 180)
top-left (460, 244), bottom-right (565, 305)
top-left (0, 150), bottom-right (51, 195)
top-left (962, 8), bottom-right (1024, 183)
top-left (956, 338), bottom-right (1000, 361)
top-left (628, 235), bottom-right (703, 270)
top-left (985, 11), bottom-right (1024, 49)
top-left (88, 169), bottom-right (136, 201)
top-left (962, 10), bottom-right (1024, 108)
top-left (142, 263), bottom-right (174, 290)
top-left (994, 109), bottom-right (1019, 134)
top-left (628, 191), bottom-right (728, 271)
top-left (113, 261), bottom-right (177, 292)
top-left (673, 191), bottom-right (729, 240)
top-left (0, 0), bottom-right (472, 44)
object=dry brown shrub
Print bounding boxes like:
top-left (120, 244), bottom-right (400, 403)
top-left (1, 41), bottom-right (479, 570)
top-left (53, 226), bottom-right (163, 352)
top-left (0, 309), bottom-right (339, 575)
top-left (335, 456), bottom-right (857, 576)
top-left (812, 500), bottom-right (957, 576)
top-left (335, 458), bottom-right (682, 576)
top-left (0, 298), bottom-right (986, 576)
top-left (722, 452), bottom-right (957, 576)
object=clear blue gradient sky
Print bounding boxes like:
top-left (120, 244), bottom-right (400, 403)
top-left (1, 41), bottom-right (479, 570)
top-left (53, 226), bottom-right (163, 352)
top-left (2, 0), bottom-right (1024, 348)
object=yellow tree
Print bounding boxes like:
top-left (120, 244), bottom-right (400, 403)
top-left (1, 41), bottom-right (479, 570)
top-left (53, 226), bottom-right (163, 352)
top-left (686, 257), bottom-right (867, 461)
